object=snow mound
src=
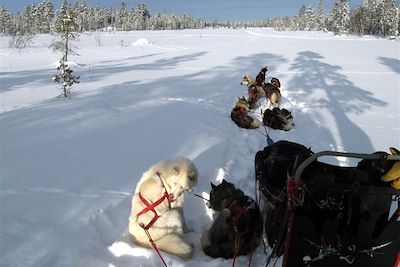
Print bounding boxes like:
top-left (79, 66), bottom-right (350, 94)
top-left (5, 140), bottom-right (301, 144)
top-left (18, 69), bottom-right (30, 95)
top-left (131, 38), bottom-right (152, 46)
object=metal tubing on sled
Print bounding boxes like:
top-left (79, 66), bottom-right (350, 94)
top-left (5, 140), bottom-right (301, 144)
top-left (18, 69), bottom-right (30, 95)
top-left (294, 151), bottom-right (400, 193)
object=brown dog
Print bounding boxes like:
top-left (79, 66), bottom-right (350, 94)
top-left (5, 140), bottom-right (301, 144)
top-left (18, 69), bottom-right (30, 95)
top-left (263, 77), bottom-right (281, 107)
top-left (230, 97), bottom-right (260, 129)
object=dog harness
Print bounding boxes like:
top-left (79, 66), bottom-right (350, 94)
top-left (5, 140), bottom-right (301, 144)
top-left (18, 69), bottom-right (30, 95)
top-left (230, 203), bottom-right (250, 236)
top-left (135, 172), bottom-right (174, 230)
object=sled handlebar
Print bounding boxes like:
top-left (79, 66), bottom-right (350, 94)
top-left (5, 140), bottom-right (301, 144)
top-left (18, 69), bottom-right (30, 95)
top-left (294, 151), bottom-right (400, 182)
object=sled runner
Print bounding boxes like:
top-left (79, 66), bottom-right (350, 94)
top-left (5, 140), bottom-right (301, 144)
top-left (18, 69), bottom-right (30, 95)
top-left (255, 141), bottom-right (400, 267)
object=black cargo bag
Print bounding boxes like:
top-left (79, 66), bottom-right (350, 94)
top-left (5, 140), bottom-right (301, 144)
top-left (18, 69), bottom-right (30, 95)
top-left (255, 140), bottom-right (400, 267)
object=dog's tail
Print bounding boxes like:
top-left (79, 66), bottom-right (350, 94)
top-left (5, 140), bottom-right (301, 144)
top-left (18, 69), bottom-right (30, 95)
top-left (154, 234), bottom-right (194, 260)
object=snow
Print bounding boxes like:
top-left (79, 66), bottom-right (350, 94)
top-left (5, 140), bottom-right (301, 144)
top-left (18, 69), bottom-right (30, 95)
top-left (0, 28), bottom-right (399, 267)
top-left (132, 38), bottom-right (153, 46)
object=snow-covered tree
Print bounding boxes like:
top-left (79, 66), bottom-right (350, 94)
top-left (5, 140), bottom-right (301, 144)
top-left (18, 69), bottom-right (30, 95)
top-left (349, 0), bottom-right (399, 36)
top-left (316, 0), bottom-right (326, 30)
top-left (327, 0), bottom-right (350, 34)
top-left (362, 0), bottom-right (382, 35)
top-left (20, 4), bottom-right (33, 34)
top-left (131, 3), bottom-right (150, 30)
top-left (0, 6), bottom-right (13, 34)
top-left (51, 13), bottom-right (80, 97)
top-left (349, 5), bottom-right (367, 35)
top-left (115, 2), bottom-right (131, 31)
top-left (297, 4), bottom-right (307, 30)
top-left (43, 1), bottom-right (55, 33)
top-left (380, 0), bottom-right (398, 36)
top-left (304, 5), bottom-right (317, 30)
top-left (74, 2), bottom-right (90, 31)
top-left (54, 0), bottom-right (75, 33)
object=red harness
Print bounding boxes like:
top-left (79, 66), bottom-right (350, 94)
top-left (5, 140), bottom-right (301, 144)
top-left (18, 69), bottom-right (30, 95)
top-left (136, 173), bottom-right (175, 230)
top-left (230, 203), bottom-right (249, 236)
top-left (229, 203), bottom-right (254, 267)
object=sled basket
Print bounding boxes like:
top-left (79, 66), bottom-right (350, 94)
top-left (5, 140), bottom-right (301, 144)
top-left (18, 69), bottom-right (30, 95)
top-left (255, 141), bottom-right (400, 267)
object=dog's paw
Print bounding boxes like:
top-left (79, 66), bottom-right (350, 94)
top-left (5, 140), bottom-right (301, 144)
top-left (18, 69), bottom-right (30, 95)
top-left (201, 231), bottom-right (211, 247)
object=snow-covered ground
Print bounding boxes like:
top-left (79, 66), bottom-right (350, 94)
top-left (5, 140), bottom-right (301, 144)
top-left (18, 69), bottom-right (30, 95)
top-left (0, 28), bottom-right (399, 267)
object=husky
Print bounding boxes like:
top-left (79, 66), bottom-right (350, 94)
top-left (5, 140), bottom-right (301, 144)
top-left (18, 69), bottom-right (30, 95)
top-left (263, 77), bottom-right (281, 108)
top-left (230, 97), bottom-right (260, 129)
top-left (262, 107), bottom-right (294, 131)
top-left (201, 180), bottom-right (262, 259)
top-left (255, 66), bottom-right (268, 86)
top-left (128, 157), bottom-right (198, 260)
top-left (240, 74), bottom-right (265, 106)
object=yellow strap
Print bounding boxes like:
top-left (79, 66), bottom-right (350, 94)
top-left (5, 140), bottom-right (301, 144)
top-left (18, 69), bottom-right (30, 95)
top-left (382, 162), bottom-right (400, 182)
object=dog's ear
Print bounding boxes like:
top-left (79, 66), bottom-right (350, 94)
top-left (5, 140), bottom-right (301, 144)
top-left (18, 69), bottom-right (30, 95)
top-left (222, 179), bottom-right (228, 184)
top-left (210, 182), bottom-right (217, 189)
top-left (390, 147), bottom-right (400, 155)
top-left (172, 166), bottom-right (180, 175)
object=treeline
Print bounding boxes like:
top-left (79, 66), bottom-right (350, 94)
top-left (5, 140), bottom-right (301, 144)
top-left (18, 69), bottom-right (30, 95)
top-left (0, 0), bottom-right (399, 37)
top-left (0, 0), bottom-right (206, 35)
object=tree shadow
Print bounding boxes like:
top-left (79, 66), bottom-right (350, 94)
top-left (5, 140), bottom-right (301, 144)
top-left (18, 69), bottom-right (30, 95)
top-left (1, 68), bottom-right (55, 93)
top-left (377, 56), bottom-right (400, 74)
top-left (288, 51), bottom-right (386, 163)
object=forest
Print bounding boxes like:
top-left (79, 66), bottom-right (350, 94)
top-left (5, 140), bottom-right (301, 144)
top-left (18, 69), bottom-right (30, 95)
top-left (0, 0), bottom-right (399, 38)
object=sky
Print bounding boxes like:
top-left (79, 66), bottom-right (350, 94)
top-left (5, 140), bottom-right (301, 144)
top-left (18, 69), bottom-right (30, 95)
top-left (2, 0), bottom-right (365, 21)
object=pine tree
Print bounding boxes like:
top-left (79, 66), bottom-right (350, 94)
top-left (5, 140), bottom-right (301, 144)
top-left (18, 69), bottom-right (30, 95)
top-left (43, 1), bottom-right (55, 33)
top-left (0, 6), bottom-right (13, 34)
top-left (363, 0), bottom-right (381, 35)
top-left (74, 2), bottom-right (90, 31)
top-left (349, 5), bottom-right (367, 35)
top-left (51, 12), bottom-right (80, 97)
top-left (304, 5), bottom-right (316, 30)
top-left (380, 0), bottom-right (398, 36)
top-left (115, 2), bottom-right (130, 31)
top-left (316, 0), bottom-right (326, 30)
top-left (131, 3), bottom-right (150, 30)
top-left (297, 4), bottom-right (307, 30)
top-left (20, 4), bottom-right (33, 34)
top-left (327, 0), bottom-right (350, 34)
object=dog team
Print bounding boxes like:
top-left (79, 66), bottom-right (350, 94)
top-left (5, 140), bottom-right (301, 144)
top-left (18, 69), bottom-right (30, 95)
top-left (231, 66), bottom-right (294, 131)
top-left (127, 65), bottom-right (400, 264)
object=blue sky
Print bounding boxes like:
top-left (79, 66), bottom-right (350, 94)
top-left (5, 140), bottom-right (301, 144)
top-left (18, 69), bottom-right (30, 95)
top-left (2, 0), bottom-right (364, 21)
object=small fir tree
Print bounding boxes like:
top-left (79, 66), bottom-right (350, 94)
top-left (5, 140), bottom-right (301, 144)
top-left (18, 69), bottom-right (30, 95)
top-left (51, 13), bottom-right (80, 97)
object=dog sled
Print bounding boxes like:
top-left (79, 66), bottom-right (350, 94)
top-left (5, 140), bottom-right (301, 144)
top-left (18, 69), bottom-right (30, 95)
top-left (255, 141), bottom-right (400, 267)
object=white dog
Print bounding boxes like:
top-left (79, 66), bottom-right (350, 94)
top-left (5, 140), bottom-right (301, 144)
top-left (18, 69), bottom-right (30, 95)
top-left (128, 157), bottom-right (198, 260)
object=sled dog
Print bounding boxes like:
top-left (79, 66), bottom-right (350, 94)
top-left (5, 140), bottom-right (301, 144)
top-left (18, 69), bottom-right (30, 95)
top-left (128, 157), bottom-right (198, 260)
top-left (201, 180), bottom-right (262, 259)
top-left (262, 107), bottom-right (294, 131)
top-left (241, 74), bottom-right (265, 107)
top-left (230, 97), bottom-right (260, 129)
top-left (263, 77), bottom-right (281, 107)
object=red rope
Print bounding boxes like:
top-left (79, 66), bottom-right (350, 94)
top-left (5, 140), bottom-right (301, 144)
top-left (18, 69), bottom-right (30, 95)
top-left (232, 235), bottom-right (240, 267)
top-left (394, 251), bottom-right (400, 267)
top-left (143, 227), bottom-right (168, 267)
